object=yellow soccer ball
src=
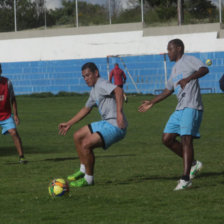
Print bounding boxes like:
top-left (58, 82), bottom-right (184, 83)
top-left (48, 178), bottom-right (69, 198)
top-left (206, 59), bottom-right (212, 66)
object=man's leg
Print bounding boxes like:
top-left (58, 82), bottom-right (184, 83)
top-left (173, 135), bottom-right (194, 191)
top-left (8, 128), bottom-right (24, 157)
top-left (162, 133), bottom-right (183, 157)
top-left (73, 125), bottom-right (103, 171)
top-left (67, 125), bottom-right (92, 181)
top-left (181, 135), bottom-right (194, 177)
top-left (73, 125), bottom-right (92, 165)
top-left (163, 133), bottom-right (195, 177)
top-left (69, 125), bottom-right (103, 185)
top-left (81, 132), bottom-right (103, 175)
top-left (163, 133), bottom-right (193, 190)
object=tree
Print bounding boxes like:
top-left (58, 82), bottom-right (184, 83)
top-left (0, 0), bottom-right (55, 32)
top-left (185, 0), bottom-right (217, 21)
top-left (143, 0), bottom-right (176, 8)
top-left (49, 1), bottom-right (108, 27)
top-left (16, 0), bottom-right (39, 30)
top-left (0, 0), bottom-right (14, 32)
top-left (142, 0), bottom-right (177, 22)
top-left (141, 0), bottom-right (218, 25)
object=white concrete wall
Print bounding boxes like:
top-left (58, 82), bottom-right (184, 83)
top-left (0, 29), bottom-right (223, 63)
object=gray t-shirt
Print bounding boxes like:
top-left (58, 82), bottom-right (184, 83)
top-left (85, 77), bottom-right (128, 128)
top-left (166, 55), bottom-right (207, 110)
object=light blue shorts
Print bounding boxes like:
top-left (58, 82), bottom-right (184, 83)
top-left (89, 120), bottom-right (126, 149)
top-left (164, 108), bottom-right (203, 138)
top-left (0, 115), bottom-right (16, 135)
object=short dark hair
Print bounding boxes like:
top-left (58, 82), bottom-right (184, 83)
top-left (169, 39), bottom-right (185, 53)
top-left (82, 62), bottom-right (99, 73)
top-left (114, 63), bottom-right (119, 66)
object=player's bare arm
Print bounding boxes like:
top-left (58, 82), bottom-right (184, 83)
top-left (58, 107), bottom-right (92, 136)
top-left (138, 89), bottom-right (173, 113)
top-left (11, 96), bottom-right (20, 125)
top-left (177, 67), bottom-right (209, 89)
top-left (114, 86), bottom-right (125, 129)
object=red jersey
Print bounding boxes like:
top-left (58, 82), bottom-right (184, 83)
top-left (0, 77), bottom-right (11, 121)
top-left (109, 65), bottom-right (127, 86)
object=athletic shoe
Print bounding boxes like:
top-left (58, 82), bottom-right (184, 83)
top-left (67, 170), bottom-right (85, 181)
top-left (174, 179), bottom-right (192, 191)
top-left (190, 160), bottom-right (203, 179)
top-left (19, 157), bottom-right (27, 164)
top-left (69, 178), bottom-right (93, 187)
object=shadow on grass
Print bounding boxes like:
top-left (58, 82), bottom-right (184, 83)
top-left (43, 154), bottom-right (136, 162)
top-left (103, 171), bottom-right (224, 185)
top-left (0, 146), bottom-right (60, 157)
top-left (104, 175), bottom-right (179, 185)
top-left (0, 146), bottom-right (18, 156)
top-left (196, 171), bottom-right (224, 178)
top-left (4, 153), bottom-right (136, 165)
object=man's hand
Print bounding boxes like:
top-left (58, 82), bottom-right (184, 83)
top-left (58, 123), bottom-right (71, 136)
top-left (177, 77), bottom-right (190, 89)
top-left (138, 100), bottom-right (153, 112)
top-left (14, 115), bottom-right (20, 125)
top-left (117, 112), bottom-right (125, 129)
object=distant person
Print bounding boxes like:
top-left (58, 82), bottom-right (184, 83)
top-left (138, 39), bottom-right (209, 190)
top-left (0, 64), bottom-right (26, 164)
top-left (58, 62), bottom-right (128, 187)
top-left (219, 74), bottom-right (224, 91)
top-left (109, 63), bottom-right (128, 102)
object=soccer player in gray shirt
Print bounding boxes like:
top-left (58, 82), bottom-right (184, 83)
top-left (138, 39), bottom-right (209, 190)
top-left (58, 62), bottom-right (127, 187)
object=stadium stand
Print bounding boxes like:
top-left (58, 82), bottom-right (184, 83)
top-left (1, 51), bottom-right (223, 95)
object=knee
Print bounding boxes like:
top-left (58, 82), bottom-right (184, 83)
top-left (162, 134), bottom-right (173, 147)
top-left (8, 129), bottom-right (17, 137)
top-left (181, 135), bottom-right (192, 146)
top-left (81, 138), bottom-right (91, 151)
top-left (73, 131), bottom-right (82, 142)
top-left (81, 139), bottom-right (93, 157)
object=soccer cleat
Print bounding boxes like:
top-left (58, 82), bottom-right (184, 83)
top-left (69, 178), bottom-right (93, 187)
top-left (174, 179), bottom-right (192, 191)
top-left (67, 170), bottom-right (85, 181)
top-left (19, 157), bottom-right (27, 164)
top-left (190, 160), bottom-right (203, 179)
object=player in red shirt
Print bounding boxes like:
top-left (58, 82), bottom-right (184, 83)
top-left (0, 64), bottom-right (26, 164)
top-left (109, 63), bottom-right (127, 102)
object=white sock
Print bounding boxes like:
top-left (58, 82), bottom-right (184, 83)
top-left (84, 174), bottom-right (94, 185)
top-left (80, 164), bottom-right (85, 173)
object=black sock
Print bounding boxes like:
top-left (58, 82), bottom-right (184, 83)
top-left (192, 160), bottom-right (197, 166)
top-left (181, 175), bottom-right (190, 181)
top-left (19, 155), bottom-right (24, 159)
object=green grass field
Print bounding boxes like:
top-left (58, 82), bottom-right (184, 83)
top-left (0, 94), bottom-right (223, 224)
